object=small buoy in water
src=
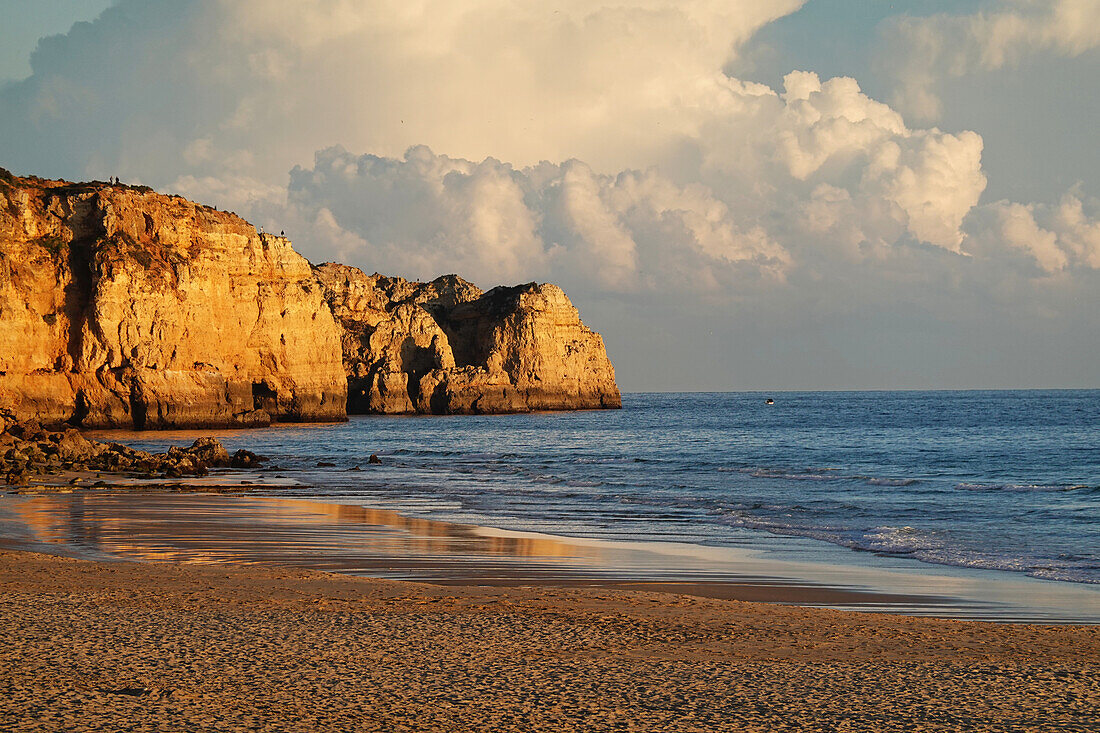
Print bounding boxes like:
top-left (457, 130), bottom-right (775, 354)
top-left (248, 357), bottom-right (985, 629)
top-left (368, 453), bottom-right (382, 464)
top-left (765, 398), bottom-right (774, 405)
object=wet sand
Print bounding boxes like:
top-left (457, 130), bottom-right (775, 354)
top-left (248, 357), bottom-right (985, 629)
top-left (2, 492), bottom-right (1098, 621)
top-left (1, 549), bottom-right (1097, 732)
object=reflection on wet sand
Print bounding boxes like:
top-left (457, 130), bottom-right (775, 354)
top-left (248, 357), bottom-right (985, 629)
top-left (2, 494), bottom-right (632, 574)
top-left (2, 492), bottom-right (1098, 621)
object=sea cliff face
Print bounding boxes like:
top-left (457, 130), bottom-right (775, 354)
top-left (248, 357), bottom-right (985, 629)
top-left (0, 171), bottom-right (619, 427)
top-left (316, 264), bottom-right (622, 414)
top-left (0, 172), bottom-right (346, 428)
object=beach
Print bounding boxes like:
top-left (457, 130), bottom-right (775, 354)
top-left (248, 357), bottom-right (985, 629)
top-left (2, 394), bottom-right (1098, 730)
top-left (1, 548), bottom-right (1097, 732)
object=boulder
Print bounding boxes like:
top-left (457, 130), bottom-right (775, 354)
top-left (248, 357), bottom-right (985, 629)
top-left (54, 429), bottom-right (96, 462)
top-left (230, 449), bottom-right (261, 468)
top-left (185, 437), bottom-right (231, 467)
top-left (0, 419), bottom-right (247, 480)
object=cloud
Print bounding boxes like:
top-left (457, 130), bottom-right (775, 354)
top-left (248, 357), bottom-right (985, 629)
top-left (282, 146), bottom-right (789, 293)
top-left (879, 0), bottom-right (1100, 120)
top-left (965, 192), bottom-right (1100, 274)
top-left (277, 63), bottom-right (1100, 322)
top-left (285, 146), bottom-right (545, 284)
top-left (0, 1), bottom-right (995, 264)
top-left (668, 71), bottom-right (987, 255)
top-left (274, 67), bottom-right (1005, 298)
top-left (0, 0), bottom-right (806, 185)
top-left (777, 73), bottom-right (985, 253)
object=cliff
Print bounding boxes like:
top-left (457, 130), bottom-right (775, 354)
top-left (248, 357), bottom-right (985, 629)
top-left (0, 170), bottom-right (619, 427)
top-left (0, 171), bottom-right (346, 428)
top-left (316, 264), bottom-right (621, 414)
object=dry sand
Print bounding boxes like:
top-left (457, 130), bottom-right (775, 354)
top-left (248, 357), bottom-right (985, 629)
top-left (1, 550), bottom-right (1096, 732)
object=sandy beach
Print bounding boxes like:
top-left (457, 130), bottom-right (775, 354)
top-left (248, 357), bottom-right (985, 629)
top-left (1, 548), bottom-right (1096, 732)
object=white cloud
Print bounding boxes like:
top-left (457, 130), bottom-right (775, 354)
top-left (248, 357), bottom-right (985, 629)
top-left (880, 0), bottom-right (1100, 120)
top-left (965, 192), bottom-right (1100, 273)
top-left (283, 146), bottom-right (789, 293)
top-left (169, 174), bottom-right (285, 217)
top-left (993, 202), bottom-right (1067, 273)
top-left (685, 72), bottom-right (986, 254)
top-left (202, 64), bottom-right (1076, 301)
top-left (1052, 193), bottom-right (1100, 268)
top-left (288, 145), bottom-right (546, 284)
top-left (871, 130), bottom-right (986, 253)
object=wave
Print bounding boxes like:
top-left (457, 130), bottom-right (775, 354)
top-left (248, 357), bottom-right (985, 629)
top-left (956, 482), bottom-right (1095, 493)
top-left (718, 512), bottom-right (1100, 584)
top-left (719, 465), bottom-right (922, 488)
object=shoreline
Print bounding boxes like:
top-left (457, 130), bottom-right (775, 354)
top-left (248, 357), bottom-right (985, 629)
top-left (2, 490), bottom-right (1097, 623)
top-left (80, 401), bottom-right (1100, 597)
top-left (1, 547), bottom-right (1097, 731)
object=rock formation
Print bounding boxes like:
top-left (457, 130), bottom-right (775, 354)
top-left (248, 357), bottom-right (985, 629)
top-left (0, 170), bottom-right (619, 426)
top-left (316, 264), bottom-right (621, 414)
top-left (0, 414), bottom-right (261, 485)
top-left (0, 170), bottom-right (346, 428)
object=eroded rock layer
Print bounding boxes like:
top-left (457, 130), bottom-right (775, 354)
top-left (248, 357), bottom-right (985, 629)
top-left (0, 171), bottom-right (346, 428)
top-left (316, 264), bottom-right (621, 414)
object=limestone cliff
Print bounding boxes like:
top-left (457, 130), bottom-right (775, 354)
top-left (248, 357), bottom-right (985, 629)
top-left (316, 264), bottom-right (621, 414)
top-left (0, 170), bottom-right (619, 426)
top-left (0, 170), bottom-right (346, 428)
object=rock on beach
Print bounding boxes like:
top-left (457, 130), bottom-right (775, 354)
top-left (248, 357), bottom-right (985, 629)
top-left (0, 413), bottom-right (261, 484)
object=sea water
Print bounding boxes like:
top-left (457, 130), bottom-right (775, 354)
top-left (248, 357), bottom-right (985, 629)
top-left (100, 390), bottom-right (1099, 588)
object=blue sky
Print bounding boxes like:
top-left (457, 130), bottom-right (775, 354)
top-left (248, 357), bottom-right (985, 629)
top-left (1, 0), bottom-right (1097, 390)
top-left (731, 0), bottom-right (984, 85)
top-left (0, 1), bottom-right (112, 82)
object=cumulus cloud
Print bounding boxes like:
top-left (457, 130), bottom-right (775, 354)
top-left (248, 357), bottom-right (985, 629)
top-left (272, 69), bottom-right (1003, 296)
top-left (276, 63), bottom-right (1100, 323)
top-left (282, 146), bottom-right (789, 293)
top-left (965, 192), bottom-right (1100, 274)
top-left (655, 72), bottom-right (988, 256)
top-left (770, 73), bottom-right (985, 253)
top-left (879, 0), bottom-right (1100, 120)
top-left (285, 146), bottom-right (545, 284)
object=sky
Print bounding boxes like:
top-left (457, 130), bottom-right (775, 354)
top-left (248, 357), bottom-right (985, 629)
top-left (0, 0), bottom-right (1097, 391)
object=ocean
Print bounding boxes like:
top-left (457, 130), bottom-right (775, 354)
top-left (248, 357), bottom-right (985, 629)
top-left (3, 390), bottom-right (1098, 620)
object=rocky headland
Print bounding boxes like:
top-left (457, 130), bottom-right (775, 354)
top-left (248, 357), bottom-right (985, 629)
top-left (317, 265), bottom-right (621, 414)
top-left (0, 170), bottom-right (619, 429)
